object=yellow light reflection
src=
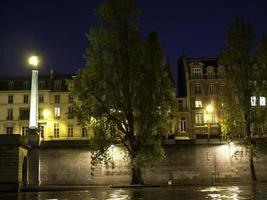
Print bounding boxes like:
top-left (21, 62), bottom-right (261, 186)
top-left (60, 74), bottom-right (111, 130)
top-left (43, 109), bottom-right (51, 119)
top-left (206, 104), bottom-right (214, 113)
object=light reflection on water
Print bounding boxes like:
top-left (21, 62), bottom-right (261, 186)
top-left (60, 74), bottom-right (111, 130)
top-left (0, 184), bottom-right (267, 200)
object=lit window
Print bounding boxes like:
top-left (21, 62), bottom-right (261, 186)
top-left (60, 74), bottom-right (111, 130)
top-left (195, 113), bottom-right (204, 125)
top-left (54, 107), bottom-right (60, 118)
top-left (195, 100), bottom-right (202, 108)
top-left (68, 124), bottom-right (73, 137)
top-left (54, 123), bottom-right (60, 138)
top-left (251, 96), bottom-right (256, 106)
top-left (260, 96), bottom-right (266, 106)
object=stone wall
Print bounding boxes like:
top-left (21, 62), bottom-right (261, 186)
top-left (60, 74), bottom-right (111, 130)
top-left (37, 143), bottom-right (267, 185)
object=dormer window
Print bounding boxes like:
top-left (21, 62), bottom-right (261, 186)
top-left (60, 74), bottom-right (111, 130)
top-left (8, 81), bottom-right (14, 90)
top-left (54, 81), bottom-right (61, 91)
top-left (39, 81), bottom-right (45, 90)
top-left (192, 68), bottom-right (202, 79)
top-left (207, 68), bottom-right (215, 79)
top-left (23, 81), bottom-right (30, 90)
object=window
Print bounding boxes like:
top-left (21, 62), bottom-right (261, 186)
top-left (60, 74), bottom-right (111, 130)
top-left (178, 100), bottom-right (183, 111)
top-left (192, 68), bottom-right (202, 79)
top-left (194, 84), bottom-right (201, 94)
top-left (54, 123), bottom-right (60, 138)
top-left (207, 70), bottom-right (214, 79)
top-left (209, 84), bottom-right (215, 94)
top-left (55, 95), bottom-right (60, 103)
top-left (23, 95), bottom-right (29, 103)
top-left (195, 113), bottom-right (204, 125)
top-left (218, 71), bottom-right (224, 79)
top-left (69, 95), bottom-right (73, 103)
top-left (260, 96), bottom-right (266, 106)
top-left (7, 109), bottom-right (13, 120)
top-left (82, 127), bottom-right (88, 137)
top-left (6, 127), bottom-right (13, 134)
top-left (39, 95), bottom-right (44, 103)
top-left (180, 117), bottom-right (186, 132)
top-left (39, 81), bottom-right (45, 90)
top-left (23, 81), bottom-right (30, 90)
top-left (54, 107), bottom-right (60, 118)
top-left (8, 81), bottom-right (14, 90)
top-left (195, 100), bottom-right (202, 108)
top-left (39, 125), bottom-right (44, 138)
top-left (19, 108), bottom-right (30, 120)
top-left (68, 124), bottom-right (73, 137)
top-left (22, 126), bottom-right (28, 136)
top-left (211, 113), bottom-right (217, 124)
top-left (8, 95), bottom-right (13, 104)
top-left (251, 96), bottom-right (256, 106)
top-left (54, 81), bottom-right (61, 91)
top-left (68, 107), bottom-right (74, 119)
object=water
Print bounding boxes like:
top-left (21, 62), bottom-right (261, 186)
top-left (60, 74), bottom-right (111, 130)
top-left (1, 184), bottom-right (267, 200)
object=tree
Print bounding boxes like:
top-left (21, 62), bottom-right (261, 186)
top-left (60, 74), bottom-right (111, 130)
top-left (68, 0), bottom-right (177, 185)
top-left (220, 19), bottom-right (257, 181)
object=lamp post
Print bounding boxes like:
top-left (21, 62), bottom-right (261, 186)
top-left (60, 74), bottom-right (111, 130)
top-left (28, 55), bottom-right (39, 135)
top-left (205, 104), bottom-right (214, 141)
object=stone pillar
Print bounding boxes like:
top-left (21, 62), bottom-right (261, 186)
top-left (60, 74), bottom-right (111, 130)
top-left (29, 69), bottom-right (38, 130)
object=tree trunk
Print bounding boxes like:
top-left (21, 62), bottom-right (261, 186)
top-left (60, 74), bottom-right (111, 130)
top-left (131, 166), bottom-right (144, 185)
top-left (249, 145), bottom-right (257, 182)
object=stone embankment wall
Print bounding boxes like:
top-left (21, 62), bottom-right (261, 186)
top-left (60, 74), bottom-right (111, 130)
top-left (37, 143), bottom-right (267, 185)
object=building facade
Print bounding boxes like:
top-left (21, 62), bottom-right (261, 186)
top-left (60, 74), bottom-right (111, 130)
top-left (176, 56), bottom-right (225, 139)
top-left (0, 70), bottom-right (90, 141)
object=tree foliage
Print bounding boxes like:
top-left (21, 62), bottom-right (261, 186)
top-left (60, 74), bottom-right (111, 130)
top-left (68, 0), bottom-right (177, 184)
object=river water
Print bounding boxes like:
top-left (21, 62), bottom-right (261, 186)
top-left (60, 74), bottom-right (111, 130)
top-left (1, 184), bottom-right (267, 200)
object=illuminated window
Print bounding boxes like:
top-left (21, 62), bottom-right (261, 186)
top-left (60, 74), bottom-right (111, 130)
top-left (23, 81), bottom-right (30, 90)
top-left (8, 81), bottom-right (14, 90)
top-left (54, 123), bottom-right (60, 138)
top-left (8, 95), bottom-right (13, 104)
top-left (22, 126), bottom-right (28, 136)
top-left (180, 117), bottom-right (186, 132)
top-left (192, 68), bottom-right (202, 79)
top-left (55, 95), bottom-right (60, 103)
top-left (69, 95), bottom-right (73, 103)
top-left (68, 124), bottom-right (73, 137)
top-left (82, 127), bottom-right (88, 137)
top-left (6, 127), bottom-right (13, 134)
top-left (39, 95), bottom-right (44, 103)
top-left (23, 95), bottom-right (29, 103)
top-left (54, 107), bottom-right (60, 118)
top-left (251, 96), bottom-right (256, 106)
top-left (194, 84), bottom-right (201, 94)
top-left (260, 96), bottom-right (266, 106)
top-left (195, 113), bottom-right (204, 125)
top-left (7, 109), bottom-right (13, 120)
top-left (195, 100), bottom-right (202, 108)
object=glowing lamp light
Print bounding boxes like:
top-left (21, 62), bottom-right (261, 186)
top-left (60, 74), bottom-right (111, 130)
top-left (28, 56), bottom-right (39, 67)
top-left (206, 104), bottom-right (214, 113)
top-left (43, 109), bottom-right (51, 119)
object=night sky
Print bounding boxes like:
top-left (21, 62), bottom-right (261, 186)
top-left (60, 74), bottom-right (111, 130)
top-left (1, 0), bottom-right (267, 82)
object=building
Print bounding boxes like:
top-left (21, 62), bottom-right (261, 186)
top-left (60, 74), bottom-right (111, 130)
top-left (176, 56), bottom-right (225, 139)
top-left (0, 70), bottom-right (90, 141)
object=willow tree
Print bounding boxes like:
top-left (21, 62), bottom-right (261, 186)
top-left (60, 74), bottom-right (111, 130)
top-left (68, 0), bottom-right (177, 184)
top-left (220, 19), bottom-right (257, 181)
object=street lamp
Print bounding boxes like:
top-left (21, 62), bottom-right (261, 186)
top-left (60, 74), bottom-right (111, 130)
top-left (204, 104), bottom-right (214, 141)
top-left (28, 55), bottom-right (39, 134)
